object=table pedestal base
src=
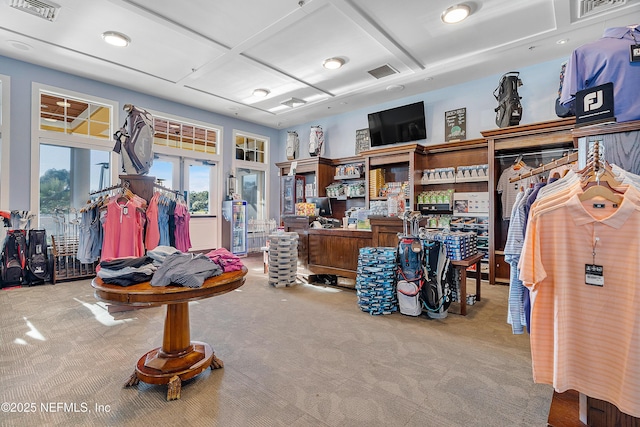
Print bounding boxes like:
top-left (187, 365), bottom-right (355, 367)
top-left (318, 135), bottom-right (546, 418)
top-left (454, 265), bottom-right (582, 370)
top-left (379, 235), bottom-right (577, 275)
top-left (124, 341), bottom-right (224, 401)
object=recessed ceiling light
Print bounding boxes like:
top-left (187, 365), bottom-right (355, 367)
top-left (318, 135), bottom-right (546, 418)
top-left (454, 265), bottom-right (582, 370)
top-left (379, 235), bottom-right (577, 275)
top-left (56, 101), bottom-right (71, 107)
top-left (386, 84), bottom-right (405, 92)
top-left (441, 4), bottom-right (471, 24)
top-left (101, 31), bottom-right (131, 47)
top-left (556, 38), bottom-right (569, 45)
top-left (8, 40), bottom-right (32, 51)
top-left (253, 88), bottom-right (270, 97)
top-left (44, 118), bottom-right (58, 123)
top-left (323, 57), bottom-right (345, 70)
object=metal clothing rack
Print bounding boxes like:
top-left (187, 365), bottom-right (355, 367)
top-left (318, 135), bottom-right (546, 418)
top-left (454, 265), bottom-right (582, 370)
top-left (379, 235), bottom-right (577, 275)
top-left (153, 182), bottom-right (182, 199)
top-left (509, 151), bottom-right (579, 183)
top-left (88, 180), bottom-right (130, 197)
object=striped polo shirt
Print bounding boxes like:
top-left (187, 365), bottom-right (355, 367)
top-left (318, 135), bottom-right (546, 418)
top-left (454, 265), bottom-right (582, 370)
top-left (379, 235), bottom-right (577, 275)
top-left (519, 185), bottom-right (640, 417)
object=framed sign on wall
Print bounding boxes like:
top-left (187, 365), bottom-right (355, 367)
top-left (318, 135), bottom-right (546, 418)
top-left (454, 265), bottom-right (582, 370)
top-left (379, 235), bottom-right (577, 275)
top-left (355, 128), bottom-right (370, 155)
top-left (445, 108), bottom-right (467, 142)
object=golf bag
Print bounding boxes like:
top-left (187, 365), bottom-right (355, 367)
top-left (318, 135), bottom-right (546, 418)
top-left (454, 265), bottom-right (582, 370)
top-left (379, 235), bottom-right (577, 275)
top-left (494, 72), bottom-right (523, 128)
top-left (286, 131), bottom-right (299, 160)
top-left (1, 229), bottom-right (27, 285)
top-left (113, 105), bottom-right (154, 175)
top-left (309, 125), bottom-right (324, 157)
top-left (420, 240), bottom-right (453, 319)
top-left (396, 212), bottom-right (425, 317)
top-left (396, 236), bottom-right (423, 316)
top-left (26, 229), bottom-right (49, 284)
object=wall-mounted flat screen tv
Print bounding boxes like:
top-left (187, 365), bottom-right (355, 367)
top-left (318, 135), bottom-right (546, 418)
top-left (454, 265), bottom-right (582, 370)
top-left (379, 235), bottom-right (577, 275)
top-left (367, 101), bottom-right (427, 147)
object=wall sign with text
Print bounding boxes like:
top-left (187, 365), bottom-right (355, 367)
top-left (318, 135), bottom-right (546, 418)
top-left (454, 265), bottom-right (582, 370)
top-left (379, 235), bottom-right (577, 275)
top-left (445, 108), bottom-right (467, 142)
top-left (355, 128), bottom-right (371, 155)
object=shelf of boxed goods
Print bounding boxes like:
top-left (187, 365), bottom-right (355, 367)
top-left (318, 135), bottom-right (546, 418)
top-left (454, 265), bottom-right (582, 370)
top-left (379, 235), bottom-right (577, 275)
top-left (326, 156), bottom-right (367, 220)
top-left (359, 144), bottom-right (425, 216)
top-left (417, 139), bottom-right (490, 279)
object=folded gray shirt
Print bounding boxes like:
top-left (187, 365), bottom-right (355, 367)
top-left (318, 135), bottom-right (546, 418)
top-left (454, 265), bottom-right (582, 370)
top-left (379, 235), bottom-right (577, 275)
top-left (150, 252), bottom-right (222, 288)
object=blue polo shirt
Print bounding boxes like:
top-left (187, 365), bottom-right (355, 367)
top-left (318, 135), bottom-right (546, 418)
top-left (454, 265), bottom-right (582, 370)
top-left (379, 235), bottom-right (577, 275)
top-left (560, 26), bottom-right (640, 123)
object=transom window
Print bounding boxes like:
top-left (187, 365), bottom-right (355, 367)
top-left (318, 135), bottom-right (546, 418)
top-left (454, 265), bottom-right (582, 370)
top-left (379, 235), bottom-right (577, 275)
top-left (39, 92), bottom-right (111, 139)
top-left (235, 134), bottom-right (266, 163)
top-left (153, 117), bottom-right (219, 154)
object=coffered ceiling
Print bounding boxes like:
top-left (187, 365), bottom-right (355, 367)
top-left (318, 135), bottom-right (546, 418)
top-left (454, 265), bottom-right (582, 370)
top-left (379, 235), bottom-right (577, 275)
top-left (1, 0), bottom-right (639, 129)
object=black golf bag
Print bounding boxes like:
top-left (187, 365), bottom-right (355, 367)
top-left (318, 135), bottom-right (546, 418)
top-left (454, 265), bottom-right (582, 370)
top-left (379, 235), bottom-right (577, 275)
top-left (494, 72), bottom-right (523, 128)
top-left (1, 229), bottom-right (27, 286)
top-left (420, 240), bottom-right (453, 319)
top-left (26, 229), bottom-right (49, 285)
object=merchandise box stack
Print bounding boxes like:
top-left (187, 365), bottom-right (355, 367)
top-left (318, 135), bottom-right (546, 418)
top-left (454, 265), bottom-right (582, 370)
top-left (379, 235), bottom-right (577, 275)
top-left (369, 169), bottom-right (385, 198)
top-left (267, 232), bottom-right (299, 287)
top-left (421, 230), bottom-right (477, 261)
top-left (443, 232), bottom-right (477, 261)
top-left (355, 247), bottom-right (398, 315)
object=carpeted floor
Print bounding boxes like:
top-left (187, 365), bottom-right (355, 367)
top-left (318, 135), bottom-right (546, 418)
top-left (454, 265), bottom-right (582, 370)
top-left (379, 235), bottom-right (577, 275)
top-left (0, 255), bottom-right (552, 426)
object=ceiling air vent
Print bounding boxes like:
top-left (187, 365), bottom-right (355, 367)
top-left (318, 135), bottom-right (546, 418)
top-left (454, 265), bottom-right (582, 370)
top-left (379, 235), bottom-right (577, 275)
top-left (281, 98), bottom-right (306, 108)
top-left (368, 64), bottom-right (399, 80)
top-left (9, 0), bottom-right (61, 21)
top-left (578, 0), bottom-right (626, 18)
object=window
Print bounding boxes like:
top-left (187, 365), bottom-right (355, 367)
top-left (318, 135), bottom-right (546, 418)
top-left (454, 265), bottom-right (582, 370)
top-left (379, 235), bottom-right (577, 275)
top-left (38, 144), bottom-right (111, 235)
top-left (148, 155), bottom-right (178, 190)
top-left (31, 85), bottom-right (118, 230)
top-left (235, 134), bottom-right (266, 163)
top-left (186, 161), bottom-right (215, 215)
top-left (0, 74), bottom-right (9, 208)
top-left (236, 168), bottom-right (266, 221)
top-left (233, 131), bottom-right (269, 222)
top-left (39, 92), bottom-right (111, 139)
top-left (148, 112), bottom-right (222, 217)
top-left (153, 117), bottom-right (219, 154)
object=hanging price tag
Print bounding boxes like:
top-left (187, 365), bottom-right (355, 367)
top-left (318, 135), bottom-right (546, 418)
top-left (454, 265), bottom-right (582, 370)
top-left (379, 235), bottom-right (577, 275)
top-left (585, 264), bottom-right (604, 287)
top-left (631, 44), bottom-right (640, 63)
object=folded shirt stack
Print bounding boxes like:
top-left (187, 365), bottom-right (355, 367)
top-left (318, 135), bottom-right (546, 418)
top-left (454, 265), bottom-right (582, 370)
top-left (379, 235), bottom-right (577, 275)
top-left (151, 252), bottom-right (222, 288)
top-left (97, 256), bottom-right (157, 286)
top-left (204, 247), bottom-right (244, 272)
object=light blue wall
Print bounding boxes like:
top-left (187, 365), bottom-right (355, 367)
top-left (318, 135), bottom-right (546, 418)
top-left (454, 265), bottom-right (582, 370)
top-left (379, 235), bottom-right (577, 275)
top-left (1, 54), bottom-right (568, 221)
top-left (0, 55), bottom-right (280, 211)
top-left (276, 57), bottom-right (567, 160)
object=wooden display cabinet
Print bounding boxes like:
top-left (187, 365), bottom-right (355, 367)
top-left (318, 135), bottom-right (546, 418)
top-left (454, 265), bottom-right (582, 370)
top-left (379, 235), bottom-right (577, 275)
top-left (359, 144), bottom-right (427, 211)
top-left (327, 156), bottom-right (366, 220)
top-left (417, 139), bottom-right (490, 279)
top-left (276, 157), bottom-right (333, 220)
top-left (482, 118), bottom-right (576, 285)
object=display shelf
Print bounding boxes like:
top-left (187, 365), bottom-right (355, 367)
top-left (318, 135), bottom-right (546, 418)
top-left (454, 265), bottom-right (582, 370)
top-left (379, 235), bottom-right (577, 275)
top-left (334, 173), bottom-right (363, 180)
top-left (418, 203), bottom-right (452, 214)
top-left (420, 178), bottom-right (456, 185)
top-left (454, 175), bottom-right (489, 183)
top-left (333, 195), bottom-right (365, 200)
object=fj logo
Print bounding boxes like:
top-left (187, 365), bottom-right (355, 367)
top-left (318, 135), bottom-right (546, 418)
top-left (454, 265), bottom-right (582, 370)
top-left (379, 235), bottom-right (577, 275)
top-left (584, 90), bottom-right (603, 112)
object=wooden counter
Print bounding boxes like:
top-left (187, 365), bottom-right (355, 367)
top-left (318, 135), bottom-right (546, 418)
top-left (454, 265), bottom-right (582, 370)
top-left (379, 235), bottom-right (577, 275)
top-left (283, 216), bottom-right (372, 279)
top-left (307, 227), bottom-right (372, 278)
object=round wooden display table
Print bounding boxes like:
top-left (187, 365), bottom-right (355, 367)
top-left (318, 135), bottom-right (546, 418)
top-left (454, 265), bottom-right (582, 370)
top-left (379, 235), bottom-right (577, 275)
top-left (92, 266), bottom-right (247, 401)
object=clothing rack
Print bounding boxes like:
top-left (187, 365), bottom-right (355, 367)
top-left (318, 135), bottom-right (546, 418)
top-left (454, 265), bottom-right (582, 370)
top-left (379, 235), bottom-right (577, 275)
top-left (496, 148), bottom-right (571, 160)
top-left (153, 182), bottom-right (182, 198)
top-left (509, 151), bottom-right (579, 183)
top-left (88, 180), bottom-right (130, 196)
